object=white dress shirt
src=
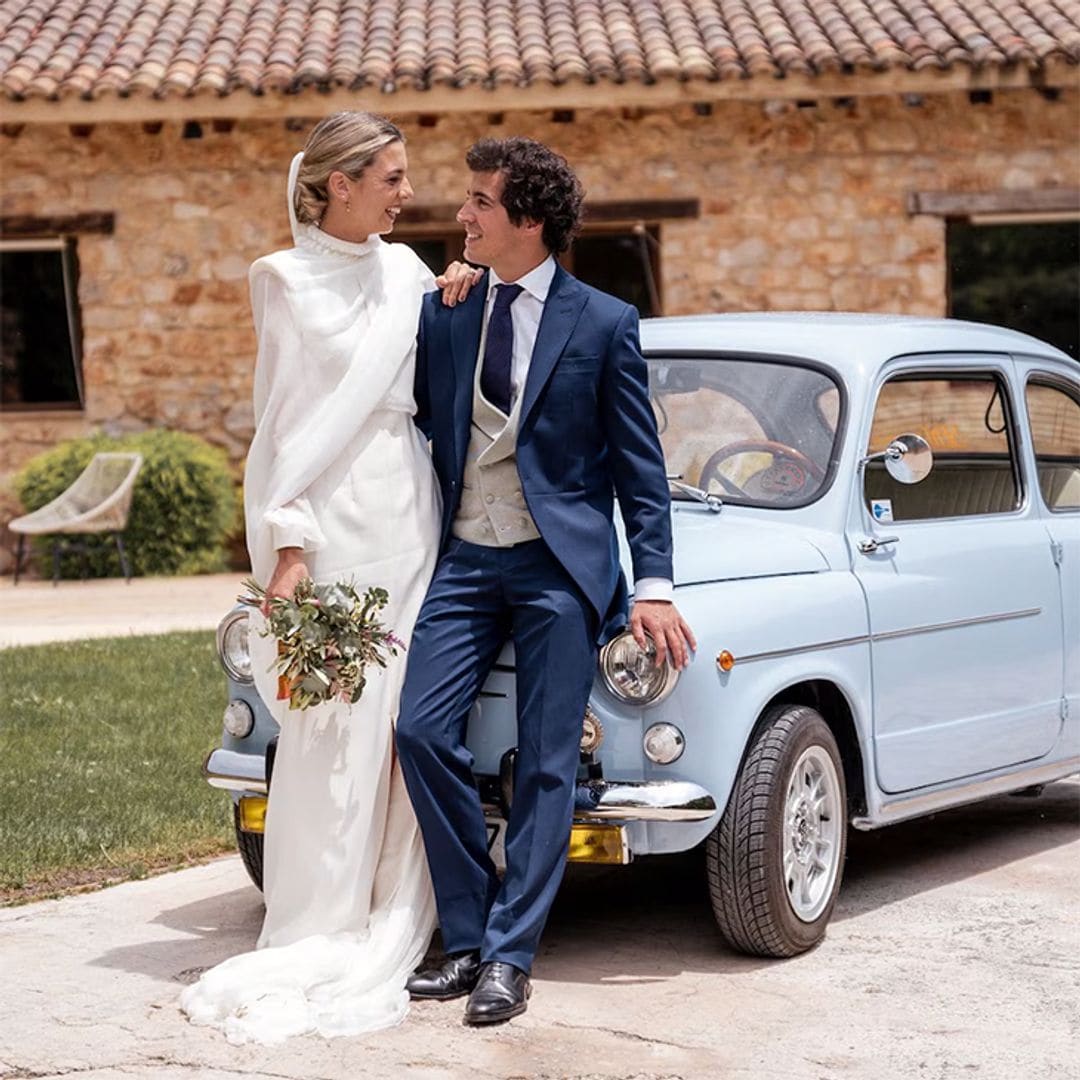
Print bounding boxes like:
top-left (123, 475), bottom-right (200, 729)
top-left (480, 257), bottom-right (672, 604)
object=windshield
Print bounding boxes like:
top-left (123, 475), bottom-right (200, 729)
top-left (648, 356), bottom-right (843, 507)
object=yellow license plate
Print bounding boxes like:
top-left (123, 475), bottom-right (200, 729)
top-left (568, 824), bottom-right (629, 865)
top-left (237, 796), bottom-right (267, 833)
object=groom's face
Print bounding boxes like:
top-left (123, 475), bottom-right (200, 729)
top-left (457, 170), bottom-right (528, 272)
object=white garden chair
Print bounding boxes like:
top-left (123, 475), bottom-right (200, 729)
top-left (9, 452), bottom-right (143, 585)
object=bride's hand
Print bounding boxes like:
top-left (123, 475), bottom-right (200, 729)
top-left (436, 261), bottom-right (483, 307)
top-left (264, 548), bottom-right (309, 614)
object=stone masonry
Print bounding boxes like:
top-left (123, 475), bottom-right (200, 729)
top-left (1, 90), bottom-right (1075, 491)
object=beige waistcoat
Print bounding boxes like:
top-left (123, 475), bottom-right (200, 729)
top-left (451, 362), bottom-right (541, 547)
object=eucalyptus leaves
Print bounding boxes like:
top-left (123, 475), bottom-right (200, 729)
top-left (241, 577), bottom-right (403, 711)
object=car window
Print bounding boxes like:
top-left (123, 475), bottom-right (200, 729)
top-left (649, 357), bottom-right (841, 507)
top-left (1025, 379), bottom-right (1080, 511)
top-left (864, 373), bottom-right (1020, 521)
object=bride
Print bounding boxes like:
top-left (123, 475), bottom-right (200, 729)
top-left (180, 112), bottom-right (473, 1044)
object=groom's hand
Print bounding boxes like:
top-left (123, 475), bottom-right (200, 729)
top-left (630, 601), bottom-right (696, 670)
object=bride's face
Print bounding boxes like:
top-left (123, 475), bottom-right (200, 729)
top-left (345, 141), bottom-right (414, 237)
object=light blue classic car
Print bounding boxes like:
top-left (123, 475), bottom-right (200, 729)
top-left (205, 313), bottom-right (1080, 958)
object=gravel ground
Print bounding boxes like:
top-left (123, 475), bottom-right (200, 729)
top-left (1, 778), bottom-right (1076, 1080)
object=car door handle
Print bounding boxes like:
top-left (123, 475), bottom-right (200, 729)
top-left (858, 535), bottom-right (900, 554)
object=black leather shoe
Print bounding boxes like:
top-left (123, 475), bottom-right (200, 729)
top-left (406, 951), bottom-right (482, 1000)
top-left (463, 961), bottom-right (531, 1025)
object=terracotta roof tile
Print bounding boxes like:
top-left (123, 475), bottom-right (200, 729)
top-left (0, 0), bottom-right (1076, 101)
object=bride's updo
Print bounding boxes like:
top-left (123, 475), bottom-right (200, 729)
top-left (293, 112), bottom-right (404, 225)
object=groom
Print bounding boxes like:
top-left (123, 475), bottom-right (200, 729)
top-left (396, 137), bottom-right (694, 1024)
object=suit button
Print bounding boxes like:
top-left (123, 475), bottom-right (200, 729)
top-left (485, 494), bottom-right (495, 504)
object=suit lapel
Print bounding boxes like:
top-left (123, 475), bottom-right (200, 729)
top-left (519, 264), bottom-right (588, 425)
top-left (449, 272), bottom-right (488, 473)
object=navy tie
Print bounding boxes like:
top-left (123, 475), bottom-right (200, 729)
top-left (480, 283), bottom-right (524, 416)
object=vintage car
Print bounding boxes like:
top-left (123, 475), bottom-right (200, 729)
top-left (204, 313), bottom-right (1080, 958)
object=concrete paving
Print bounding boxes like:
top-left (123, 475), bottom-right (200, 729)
top-left (0, 572), bottom-right (248, 648)
top-left (1, 779), bottom-right (1077, 1080)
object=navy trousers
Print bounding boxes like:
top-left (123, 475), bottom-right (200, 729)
top-left (396, 538), bottom-right (598, 974)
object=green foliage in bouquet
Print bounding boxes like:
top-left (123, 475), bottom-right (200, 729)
top-left (14, 429), bottom-right (240, 579)
top-left (243, 577), bottom-right (403, 711)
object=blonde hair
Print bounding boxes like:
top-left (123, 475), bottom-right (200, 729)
top-left (293, 112), bottom-right (404, 225)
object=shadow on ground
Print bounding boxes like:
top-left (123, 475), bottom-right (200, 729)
top-left (90, 779), bottom-right (1078, 987)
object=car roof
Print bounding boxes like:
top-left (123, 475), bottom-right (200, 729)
top-left (640, 312), bottom-right (1076, 373)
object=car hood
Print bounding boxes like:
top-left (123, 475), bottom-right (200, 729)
top-left (623, 511), bottom-right (830, 588)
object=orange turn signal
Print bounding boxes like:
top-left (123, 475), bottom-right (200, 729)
top-left (716, 650), bottom-right (736, 672)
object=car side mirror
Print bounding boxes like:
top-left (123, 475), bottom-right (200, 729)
top-left (861, 432), bottom-right (934, 485)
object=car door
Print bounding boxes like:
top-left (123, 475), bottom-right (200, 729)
top-left (850, 356), bottom-right (1064, 794)
top-left (1017, 360), bottom-right (1080, 756)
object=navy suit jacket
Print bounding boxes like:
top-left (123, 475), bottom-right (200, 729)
top-left (414, 264), bottom-right (673, 641)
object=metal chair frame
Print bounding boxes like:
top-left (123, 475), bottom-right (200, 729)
top-left (9, 452), bottom-right (143, 585)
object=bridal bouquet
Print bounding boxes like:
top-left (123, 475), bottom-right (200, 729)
top-left (241, 577), bottom-right (404, 711)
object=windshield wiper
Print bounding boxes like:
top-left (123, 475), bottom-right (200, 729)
top-left (667, 475), bottom-right (723, 513)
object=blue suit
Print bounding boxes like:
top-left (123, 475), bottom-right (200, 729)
top-left (396, 264), bottom-right (672, 972)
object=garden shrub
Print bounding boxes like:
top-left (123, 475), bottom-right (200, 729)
top-left (14, 429), bottom-right (240, 578)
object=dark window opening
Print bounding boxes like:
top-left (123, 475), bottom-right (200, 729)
top-left (0, 240), bottom-right (84, 411)
top-left (563, 227), bottom-right (660, 318)
top-left (394, 225), bottom-right (662, 318)
top-left (948, 220), bottom-right (1079, 359)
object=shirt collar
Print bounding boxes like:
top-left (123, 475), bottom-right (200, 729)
top-left (488, 255), bottom-right (557, 304)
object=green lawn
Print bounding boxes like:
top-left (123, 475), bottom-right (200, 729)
top-left (0, 632), bottom-right (235, 902)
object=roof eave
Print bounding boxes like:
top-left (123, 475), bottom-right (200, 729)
top-left (1, 63), bottom-right (1076, 125)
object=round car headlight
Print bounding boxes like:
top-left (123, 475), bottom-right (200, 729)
top-left (216, 610), bottom-right (253, 683)
top-left (223, 699), bottom-right (255, 738)
top-left (599, 631), bottom-right (679, 706)
top-left (643, 722), bottom-right (685, 764)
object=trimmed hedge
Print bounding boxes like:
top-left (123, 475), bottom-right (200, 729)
top-left (14, 429), bottom-right (240, 579)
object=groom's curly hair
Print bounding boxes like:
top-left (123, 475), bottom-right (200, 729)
top-left (465, 137), bottom-right (584, 255)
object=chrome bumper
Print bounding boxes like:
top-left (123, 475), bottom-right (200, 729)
top-left (203, 748), bottom-right (267, 794)
top-left (571, 779), bottom-right (716, 822)
top-left (205, 749), bottom-right (717, 824)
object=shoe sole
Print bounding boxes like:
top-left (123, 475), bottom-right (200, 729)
top-left (409, 986), bottom-right (477, 1002)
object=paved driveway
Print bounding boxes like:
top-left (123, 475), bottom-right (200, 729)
top-left (1, 779), bottom-right (1076, 1080)
top-left (0, 573), bottom-right (247, 648)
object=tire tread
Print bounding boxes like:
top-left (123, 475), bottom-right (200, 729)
top-left (233, 803), bottom-right (265, 892)
top-left (706, 704), bottom-right (841, 958)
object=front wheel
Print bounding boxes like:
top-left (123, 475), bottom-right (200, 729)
top-left (706, 704), bottom-right (847, 957)
top-left (233, 803), bottom-right (265, 892)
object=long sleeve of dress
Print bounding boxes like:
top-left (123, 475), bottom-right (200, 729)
top-left (249, 265), bottom-right (327, 554)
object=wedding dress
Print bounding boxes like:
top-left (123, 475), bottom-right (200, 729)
top-left (180, 154), bottom-right (440, 1044)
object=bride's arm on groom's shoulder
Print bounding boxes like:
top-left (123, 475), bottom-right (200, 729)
top-left (435, 260), bottom-right (482, 307)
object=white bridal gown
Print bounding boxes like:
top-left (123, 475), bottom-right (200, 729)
top-left (180, 174), bottom-right (441, 1043)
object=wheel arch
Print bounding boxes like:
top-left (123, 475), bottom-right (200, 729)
top-left (760, 679), bottom-right (868, 818)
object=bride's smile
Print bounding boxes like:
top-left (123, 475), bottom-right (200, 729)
top-left (323, 139), bottom-right (414, 242)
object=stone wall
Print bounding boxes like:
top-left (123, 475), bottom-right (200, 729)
top-left (1, 89), bottom-right (1075, 496)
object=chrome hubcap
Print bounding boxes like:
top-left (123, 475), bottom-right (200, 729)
top-left (782, 746), bottom-right (842, 923)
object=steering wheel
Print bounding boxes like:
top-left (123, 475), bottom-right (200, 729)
top-left (698, 440), bottom-right (825, 499)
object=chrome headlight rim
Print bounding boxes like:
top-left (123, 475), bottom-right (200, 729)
top-left (216, 608), bottom-right (253, 684)
top-left (599, 630), bottom-right (680, 707)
